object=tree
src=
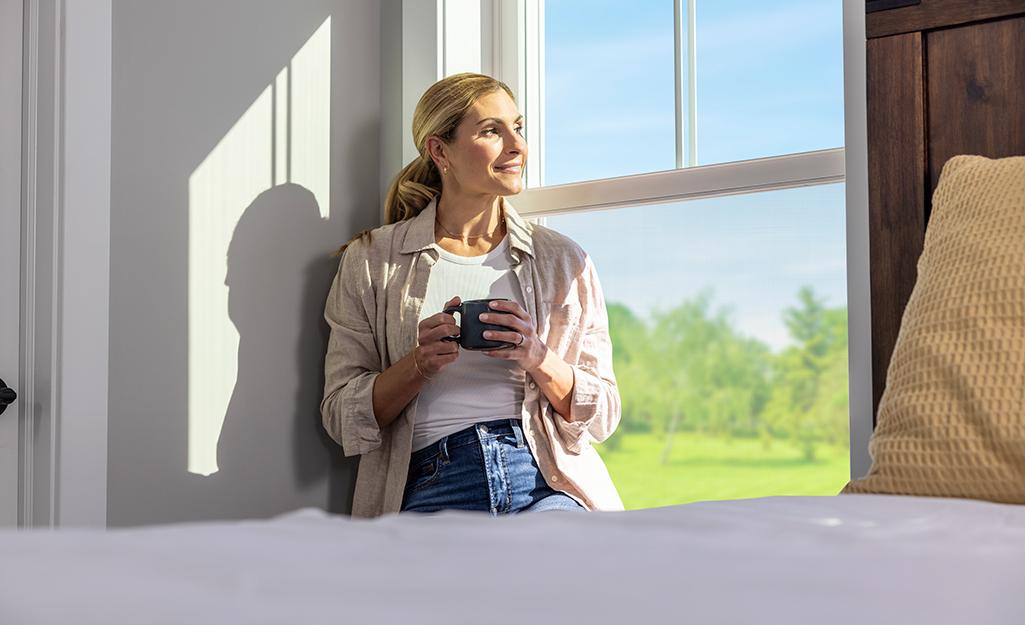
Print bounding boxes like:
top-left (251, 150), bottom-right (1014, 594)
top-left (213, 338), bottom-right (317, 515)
top-left (648, 292), bottom-right (770, 463)
top-left (769, 287), bottom-right (849, 460)
top-left (604, 302), bottom-right (656, 451)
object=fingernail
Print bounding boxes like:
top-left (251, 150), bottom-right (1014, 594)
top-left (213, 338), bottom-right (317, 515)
top-left (479, 314), bottom-right (488, 321)
top-left (484, 331), bottom-right (492, 338)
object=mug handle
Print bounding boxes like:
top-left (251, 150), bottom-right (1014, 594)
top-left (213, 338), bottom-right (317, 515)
top-left (441, 304), bottom-right (461, 342)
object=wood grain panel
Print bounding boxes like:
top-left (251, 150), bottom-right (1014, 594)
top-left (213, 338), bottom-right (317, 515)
top-left (867, 33), bottom-right (926, 420)
top-left (926, 16), bottom-right (1025, 202)
top-left (867, 0), bottom-right (1025, 39)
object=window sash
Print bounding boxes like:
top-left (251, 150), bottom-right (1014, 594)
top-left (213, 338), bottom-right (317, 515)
top-left (513, 148), bottom-right (845, 218)
top-left (499, 0), bottom-right (845, 215)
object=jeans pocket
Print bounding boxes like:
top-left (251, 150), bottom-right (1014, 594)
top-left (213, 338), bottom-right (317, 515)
top-left (404, 455), bottom-right (442, 495)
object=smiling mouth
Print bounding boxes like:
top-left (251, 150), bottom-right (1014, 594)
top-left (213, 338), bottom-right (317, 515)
top-left (494, 164), bottom-right (523, 174)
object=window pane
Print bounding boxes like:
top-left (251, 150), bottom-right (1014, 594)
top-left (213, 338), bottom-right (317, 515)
top-left (544, 0), bottom-right (676, 185)
top-left (544, 184), bottom-right (850, 509)
top-left (695, 0), bottom-right (844, 165)
top-left (543, 1), bottom-right (844, 184)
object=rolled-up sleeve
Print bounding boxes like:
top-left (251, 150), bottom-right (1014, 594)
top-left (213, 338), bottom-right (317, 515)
top-left (321, 243), bottom-right (384, 457)
top-left (550, 258), bottom-right (621, 454)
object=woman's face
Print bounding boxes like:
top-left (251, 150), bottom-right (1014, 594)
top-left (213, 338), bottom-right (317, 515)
top-left (433, 90), bottom-right (527, 200)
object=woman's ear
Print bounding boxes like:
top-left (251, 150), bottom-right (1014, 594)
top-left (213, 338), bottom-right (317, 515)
top-left (425, 135), bottom-right (448, 166)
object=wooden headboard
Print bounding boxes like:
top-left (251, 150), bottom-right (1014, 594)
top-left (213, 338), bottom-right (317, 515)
top-left (866, 0), bottom-right (1025, 420)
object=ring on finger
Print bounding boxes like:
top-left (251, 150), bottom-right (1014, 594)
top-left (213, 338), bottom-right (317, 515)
top-left (515, 333), bottom-right (525, 347)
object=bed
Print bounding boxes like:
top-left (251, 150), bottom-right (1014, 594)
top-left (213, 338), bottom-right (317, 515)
top-left (5, 3), bottom-right (1025, 623)
top-left (2, 495), bottom-right (1025, 624)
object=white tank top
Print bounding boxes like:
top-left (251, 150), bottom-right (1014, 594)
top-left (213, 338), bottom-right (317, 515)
top-left (412, 236), bottom-right (527, 451)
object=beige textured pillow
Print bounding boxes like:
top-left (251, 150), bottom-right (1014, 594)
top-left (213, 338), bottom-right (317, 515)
top-left (843, 154), bottom-right (1025, 503)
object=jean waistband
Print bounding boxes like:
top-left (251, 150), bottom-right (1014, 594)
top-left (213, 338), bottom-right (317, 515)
top-left (412, 419), bottom-right (524, 464)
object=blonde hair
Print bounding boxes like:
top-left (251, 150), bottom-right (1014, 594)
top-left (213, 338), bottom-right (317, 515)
top-left (337, 73), bottom-right (515, 255)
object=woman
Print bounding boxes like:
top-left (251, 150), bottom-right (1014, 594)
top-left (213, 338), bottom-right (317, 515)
top-left (321, 73), bottom-right (622, 518)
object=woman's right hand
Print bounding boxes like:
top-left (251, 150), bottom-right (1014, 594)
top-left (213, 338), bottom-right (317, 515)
top-left (415, 296), bottom-right (462, 377)
top-left (372, 297), bottom-right (462, 429)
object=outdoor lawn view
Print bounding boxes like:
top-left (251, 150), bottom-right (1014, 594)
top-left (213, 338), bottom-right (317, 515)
top-left (598, 289), bottom-right (848, 509)
top-left (546, 187), bottom-right (850, 510)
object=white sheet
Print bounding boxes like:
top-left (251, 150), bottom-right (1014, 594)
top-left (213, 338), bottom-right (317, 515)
top-left (2, 495), bottom-right (1024, 624)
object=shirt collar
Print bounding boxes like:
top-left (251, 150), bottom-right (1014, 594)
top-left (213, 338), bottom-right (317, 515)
top-left (400, 199), bottom-right (439, 254)
top-left (400, 197), bottom-right (535, 259)
top-left (503, 200), bottom-right (535, 259)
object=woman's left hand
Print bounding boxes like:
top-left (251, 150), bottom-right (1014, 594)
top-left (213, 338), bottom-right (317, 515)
top-left (482, 299), bottom-right (576, 420)
top-left (479, 299), bottom-right (545, 371)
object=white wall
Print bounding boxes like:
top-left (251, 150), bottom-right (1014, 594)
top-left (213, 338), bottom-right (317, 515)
top-left (107, 0), bottom-right (381, 525)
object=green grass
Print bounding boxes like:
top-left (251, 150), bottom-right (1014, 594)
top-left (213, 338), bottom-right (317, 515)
top-left (594, 431), bottom-right (850, 510)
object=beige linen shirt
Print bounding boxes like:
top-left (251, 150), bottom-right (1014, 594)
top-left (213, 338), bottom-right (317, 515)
top-left (321, 200), bottom-right (624, 518)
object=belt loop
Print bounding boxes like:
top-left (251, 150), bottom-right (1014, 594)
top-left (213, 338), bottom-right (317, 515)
top-left (511, 420), bottom-right (524, 447)
top-left (440, 435), bottom-right (450, 462)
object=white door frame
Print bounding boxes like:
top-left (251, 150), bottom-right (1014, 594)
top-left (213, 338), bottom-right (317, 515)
top-left (0, 0), bottom-right (25, 527)
top-left (14, 0), bottom-right (112, 528)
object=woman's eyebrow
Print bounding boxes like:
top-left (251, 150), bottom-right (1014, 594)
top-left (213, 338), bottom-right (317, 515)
top-left (475, 115), bottom-right (524, 127)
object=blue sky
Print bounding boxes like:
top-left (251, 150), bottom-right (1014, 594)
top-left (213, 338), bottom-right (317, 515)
top-left (541, 0), bottom-right (846, 352)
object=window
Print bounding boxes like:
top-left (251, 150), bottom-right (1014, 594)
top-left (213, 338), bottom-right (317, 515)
top-left (512, 0), bottom-right (850, 508)
top-left (396, 0), bottom-right (867, 508)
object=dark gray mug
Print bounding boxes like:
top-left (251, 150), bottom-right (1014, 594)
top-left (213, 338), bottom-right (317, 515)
top-left (442, 298), bottom-right (516, 350)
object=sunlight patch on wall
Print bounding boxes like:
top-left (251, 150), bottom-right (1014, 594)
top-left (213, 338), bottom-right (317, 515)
top-left (188, 87), bottom-right (272, 477)
top-left (187, 17), bottom-right (331, 476)
top-left (275, 67), bottom-right (289, 186)
top-left (289, 18), bottom-right (331, 218)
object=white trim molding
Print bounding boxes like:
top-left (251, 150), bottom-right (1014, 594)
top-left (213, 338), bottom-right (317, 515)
top-left (842, 0), bottom-right (872, 480)
top-left (400, 0), bottom-right (442, 167)
top-left (21, 0), bottom-right (59, 529)
top-left (399, 0), bottom-right (487, 168)
top-left (0, 0), bottom-right (25, 527)
top-left (21, 0), bottom-right (111, 528)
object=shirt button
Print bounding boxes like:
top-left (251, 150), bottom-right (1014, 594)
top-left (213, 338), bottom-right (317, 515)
top-left (530, 430), bottom-right (535, 437)
top-left (551, 475), bottom-right (559, 482)
top-left (529, 382), bottom-right (536, 390)
top-left (480, 424), bottom-right (489, 433)
top-left (526, 286), bottom-right (533, 293)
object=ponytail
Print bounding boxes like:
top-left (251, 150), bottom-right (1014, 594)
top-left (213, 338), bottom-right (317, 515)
top-left (334, 155), bottom-right (442, 257)
top-left (383, 155), bottom-right (442, 225)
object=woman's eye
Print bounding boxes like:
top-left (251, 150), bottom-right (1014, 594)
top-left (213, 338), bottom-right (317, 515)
top-left (514, 126), bottom-right (524, 136)
top-left (482, 128), bottom-right (497, 136)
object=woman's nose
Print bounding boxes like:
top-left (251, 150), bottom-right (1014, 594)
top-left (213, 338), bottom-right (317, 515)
top-left (507, 132), bottom-right (526, 154)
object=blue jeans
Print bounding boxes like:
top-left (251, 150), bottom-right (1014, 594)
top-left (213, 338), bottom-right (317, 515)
top-left (401, 419), bottom-right (585, 515)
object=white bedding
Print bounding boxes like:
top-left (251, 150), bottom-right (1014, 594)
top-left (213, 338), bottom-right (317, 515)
top-left (2, 494), bottom-right (1024, 624)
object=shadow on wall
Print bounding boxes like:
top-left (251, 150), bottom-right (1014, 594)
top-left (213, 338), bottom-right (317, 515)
top-left (108, 1), bottom-right (381, 525)
top-left (197, 184), bottom-right (358, 516)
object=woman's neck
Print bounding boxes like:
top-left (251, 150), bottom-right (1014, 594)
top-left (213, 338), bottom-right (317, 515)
top-left (434, 193), bottom-right (507, 257)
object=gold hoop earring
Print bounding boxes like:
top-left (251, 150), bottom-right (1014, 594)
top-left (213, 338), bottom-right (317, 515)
top-left (443, 165), bottom-right (449, 175)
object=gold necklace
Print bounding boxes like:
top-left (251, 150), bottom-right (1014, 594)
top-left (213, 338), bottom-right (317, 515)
top-left (436, 209), bottom-right (506, 241)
